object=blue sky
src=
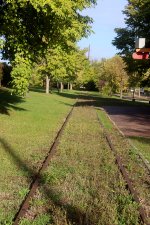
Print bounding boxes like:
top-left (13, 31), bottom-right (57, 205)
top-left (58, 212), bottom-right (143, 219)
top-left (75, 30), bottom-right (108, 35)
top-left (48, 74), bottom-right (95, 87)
top-left (78, 0), bottom-right (127, 60)
top-left (1, 0), bottom-right (127, 62)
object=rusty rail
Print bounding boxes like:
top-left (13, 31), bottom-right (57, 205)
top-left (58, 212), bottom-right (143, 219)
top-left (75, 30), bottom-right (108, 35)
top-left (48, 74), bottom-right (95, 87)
top-left (13, 103), bottom-right (76, 224)
top-left (102, 107), bottom-right (150, 173)
top-left (97, 112), bottom-right (150, 225)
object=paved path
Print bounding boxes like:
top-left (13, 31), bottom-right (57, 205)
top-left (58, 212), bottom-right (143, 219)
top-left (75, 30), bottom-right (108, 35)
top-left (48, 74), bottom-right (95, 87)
top-left (103, 106), bottom-right (150, 138)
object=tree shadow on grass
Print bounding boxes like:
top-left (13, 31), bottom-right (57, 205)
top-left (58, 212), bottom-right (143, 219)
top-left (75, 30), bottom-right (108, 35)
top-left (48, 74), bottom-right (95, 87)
top-left (30, 87), bottom-right (150, 108)
top-left (56, 91), bottom-right (150, 108)
top-left (128, 136), bottom-right (150, 145)
top-left (29, 87), bottom-right (46, 93)
top-left (0, 137), bottom-right (93, 225)
top-left (0, 88), bottom-right (26, 115)
top-left (40, 185), bottom-right (94, 225)
top-left (0, 138), bottom-right (35, 180)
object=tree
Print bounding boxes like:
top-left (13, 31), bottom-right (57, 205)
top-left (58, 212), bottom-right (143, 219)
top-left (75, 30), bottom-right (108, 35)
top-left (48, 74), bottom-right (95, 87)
top-left (74, 49), bottom-right (95, 89)
top-left (35, 46), bottom-right (93, 93)
top-left (112, 0), bottom-right (150, 88)
top-left (110, 56), bottom-right (128, 98)
top-left (0, 63), bottom-right (4, 87)
top-left (92, 56), bottom-right (128, 96)
top-left (0, 0), bottom-right (97, 95)
top-left (0, 0), bottom-right (96, 61)
top-left (0, 62), bottom-right (12, 87)
top-left (11, 54), bottom-right (32, 96)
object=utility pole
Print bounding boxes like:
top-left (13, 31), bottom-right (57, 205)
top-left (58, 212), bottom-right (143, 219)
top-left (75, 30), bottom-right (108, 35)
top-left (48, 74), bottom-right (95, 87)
top-left (88, 44), bottom-right (90, 60)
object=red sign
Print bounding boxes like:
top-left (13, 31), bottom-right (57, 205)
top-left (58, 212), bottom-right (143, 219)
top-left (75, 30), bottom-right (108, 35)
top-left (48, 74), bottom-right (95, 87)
top-left (132, 52), bottom-right (149, 60)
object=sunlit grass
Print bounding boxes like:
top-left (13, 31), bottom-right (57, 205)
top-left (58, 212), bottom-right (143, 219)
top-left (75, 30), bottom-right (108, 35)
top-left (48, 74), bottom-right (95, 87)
top-left (0, 88), bottom-right (76, 222)
top-left (97, 108), bottom-right (114, 131)
top-left (128, 136), bottom-right (150, 162)
top-left (23, 105), bottom-right (140, 225)
top-left (0, 88), bottom-right (149, 224)
top-left (96, 106), bottom-right (150, 223)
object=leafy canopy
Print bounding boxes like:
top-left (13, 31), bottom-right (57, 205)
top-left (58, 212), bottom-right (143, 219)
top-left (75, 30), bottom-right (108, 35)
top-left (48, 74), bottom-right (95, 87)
top-left (112, 0), bottom-right (150, 87)
top-left (0, 0), bottom-right (97, 95)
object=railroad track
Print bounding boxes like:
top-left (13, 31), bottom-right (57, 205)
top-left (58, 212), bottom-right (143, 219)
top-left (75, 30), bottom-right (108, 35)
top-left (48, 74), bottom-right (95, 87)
top-left (96, 111), bottom-right (150, 225)
top-left (13, 100), bottom-right (149, 224)
top-left (101, 107), bottom-right (150, 173)
top-left (13, 103), bottom-right (76, 225)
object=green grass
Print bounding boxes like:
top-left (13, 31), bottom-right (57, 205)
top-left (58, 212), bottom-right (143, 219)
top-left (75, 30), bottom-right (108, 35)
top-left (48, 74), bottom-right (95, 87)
top-left (128, 136), bottom-right (150, 162)
top-left (0, 88), bottom-right (149, 224)
top-left (0, 87), bottom-right (76, 223)
top-left (97, 107), bottom-right (150, 224)
top-left (22, 104), bottom-right (141, 225)
top-left (96, 105), bottom-right (150, 164)
top-left (97, 108), bottom-right (114, 131)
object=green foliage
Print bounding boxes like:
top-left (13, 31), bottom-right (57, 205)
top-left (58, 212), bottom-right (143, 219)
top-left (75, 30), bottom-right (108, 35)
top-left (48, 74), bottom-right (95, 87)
top-left (0, 0), bottom-right (97, 94)
top-left (112, 0), bottom-right (150, 87)
top-left (11, 54), bottom-right (32, 96)
top-left (0, 88), bottom-right (76, 221)
top-left (0, 0), bottom-right (94, 61)
top-left (92, 56), bottom-right (128, 95)
top-left (84, 80), bottom-right (98, 91)
top-left (74, 49), bottom-right (95, 87)
top-left (0, 63), bottom-right (4, 83)
top-left (34, 46), bottom-right (94, 92)
top-left (0, 62), bottom-right (12, 87)
top-left (18, 188), bottom-right (29, 199)
top-left (123, 0), bottom-right (150, 38)
top-left (19, 214), bottom-right (52, 225)
top-left (142, 68), bottom-right (150, 86)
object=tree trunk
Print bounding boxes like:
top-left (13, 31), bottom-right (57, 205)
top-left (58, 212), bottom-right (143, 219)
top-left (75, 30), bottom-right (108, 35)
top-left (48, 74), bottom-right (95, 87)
top-left (57, 82), bottom-right (60, 93)
top-left (60, 82), bottom-right (64, 92)
top-left (0, 79), bottom-right (1, 88)
top-left (70, 83), bottom-right (73, 90)
top-left (67, 82), bottom-right (70, 90)
top-left (120, 89), bottom-right (123, 99)
top-left (46, 75), bottom-right (50, 94)
top-left (43, 79), bottom-right (45, 88)
top-left (120, 80), bottom-right (123, 99)
top-left (138, 87), bottom-right (141, 97)
top-left (132, 89), bottom-right (135, 100)
top-left (49, 79), bottom-right (52, 93)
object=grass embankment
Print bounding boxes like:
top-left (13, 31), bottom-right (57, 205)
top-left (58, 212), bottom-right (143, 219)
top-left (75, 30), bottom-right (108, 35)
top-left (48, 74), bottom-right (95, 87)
top-left (0, 88), bottom-right (76, 223)
top-left (97, 109), bottom-right (150, 223)
top-left (97, 106), bottom-right (150, 166)
top-left (20, 101), bottom-right (141, 225)
top-left (112, 95), bottom-right (150, 162)
top-left (128, 136), bottom-right (150, 162)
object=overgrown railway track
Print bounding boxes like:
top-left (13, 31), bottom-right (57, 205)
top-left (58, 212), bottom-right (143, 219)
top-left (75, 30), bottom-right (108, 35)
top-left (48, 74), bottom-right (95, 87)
top-left (13, 103), bottom-right (76, 224)
top-left (96, 111), bottom-right (150, 225)
top-left (102, 107), bottom-right (150, 173)
top-left (13, 99), bottom-right (150, 224)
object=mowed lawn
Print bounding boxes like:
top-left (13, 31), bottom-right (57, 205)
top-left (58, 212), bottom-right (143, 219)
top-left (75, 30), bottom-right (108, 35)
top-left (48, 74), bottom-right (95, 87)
top-left (20, 104), bottom-right (140, 225)
top-left (0, 88), bottom-right (149, 224)
top-left (128, 136), bottom-right (150, 162)
top-left (0, 88), bottom-right (76, 223)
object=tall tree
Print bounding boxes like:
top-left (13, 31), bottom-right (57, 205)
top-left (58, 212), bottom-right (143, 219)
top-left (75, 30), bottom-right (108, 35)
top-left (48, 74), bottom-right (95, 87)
top-left (0, 0), bottom-right (96, 95)
top-left (36, 46), bottom-right (92, 93)
top-left (92, 56), bottom-right (128, 96)
top-left (112, 0), bottom-right (150, 87)
top-left (0, 63), bottom-right (4, 87)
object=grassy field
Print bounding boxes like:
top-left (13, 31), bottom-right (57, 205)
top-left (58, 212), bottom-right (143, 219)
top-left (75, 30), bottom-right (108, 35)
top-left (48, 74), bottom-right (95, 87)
top-left (0, 88), bottom-right (149, 224)
top-left (20, 102), bottom-right (140, 225)
top-left (97, 109), bottom-right (150, 223)
top-left (0, 88), bottom-right (76, 223)
top-left (128, 136), bottom-right (150, 162)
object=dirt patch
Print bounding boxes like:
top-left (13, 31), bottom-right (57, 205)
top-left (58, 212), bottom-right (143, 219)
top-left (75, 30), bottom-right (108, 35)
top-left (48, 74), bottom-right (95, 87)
top-left (103, 106), bottom-right (150, 138)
